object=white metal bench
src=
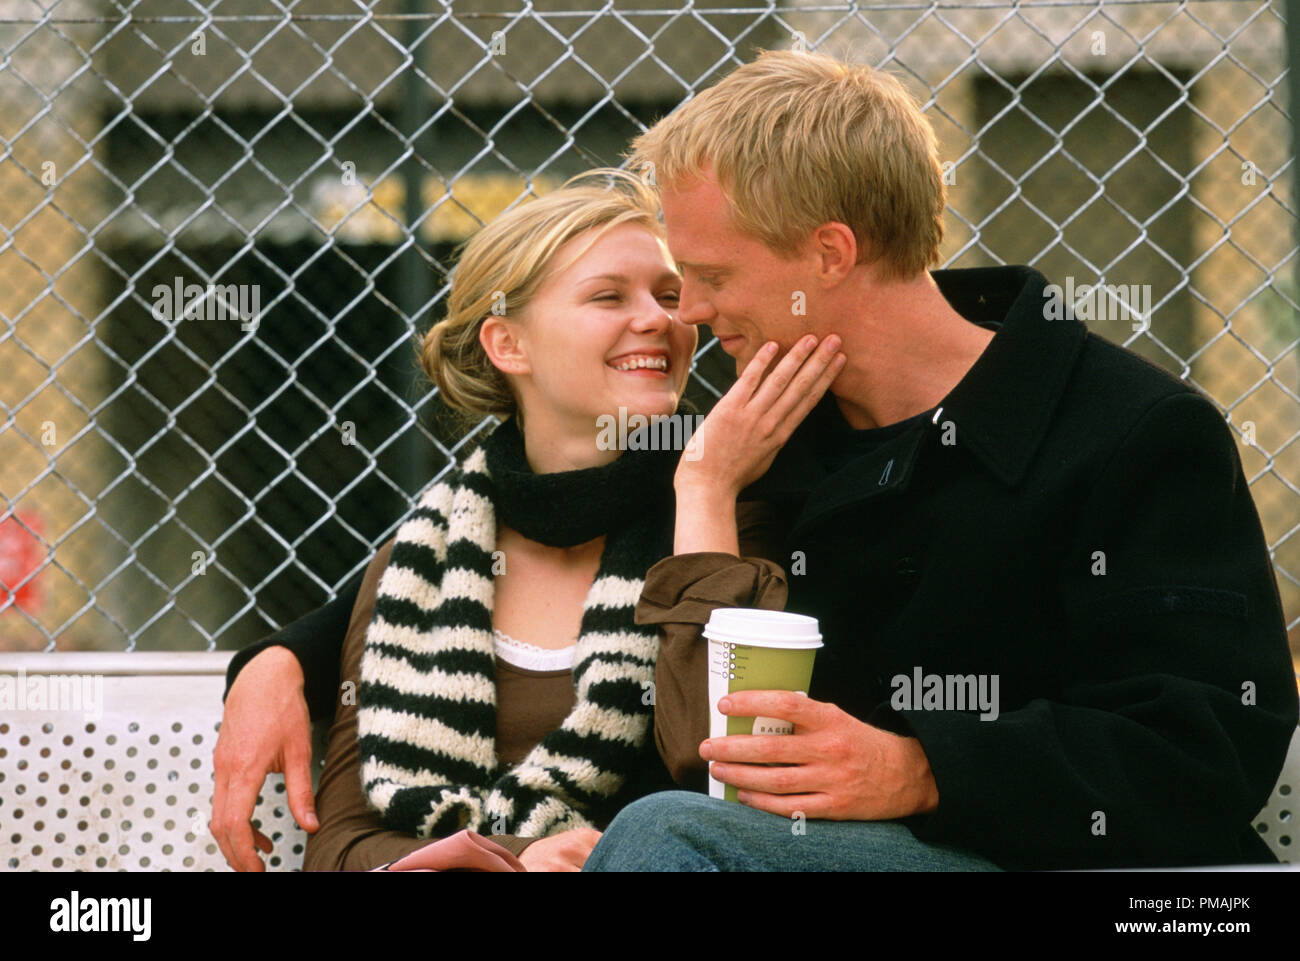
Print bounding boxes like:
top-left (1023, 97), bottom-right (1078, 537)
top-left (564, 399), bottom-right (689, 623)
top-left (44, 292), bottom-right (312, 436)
top-left (0, 653), bottom-right (324, 871)
top-left (1, 652), bottom-right (1297, 870)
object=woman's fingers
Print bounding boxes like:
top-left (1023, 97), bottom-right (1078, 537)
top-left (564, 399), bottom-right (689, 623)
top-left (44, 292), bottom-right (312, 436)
top-left (725, 340), bottom-right (778, 405)
top-left (518, 829), bottom-right (601, 871)
top-left (768, 344), bottom-right (846, 440)
top-left (675, 333), bottom-right (843, 497)
top-left (748, 334), bottom-right (842, 427)
top-left (745, 335), bottom-right (818, 416)
top-left (773, 352), bottom-right (846, 446)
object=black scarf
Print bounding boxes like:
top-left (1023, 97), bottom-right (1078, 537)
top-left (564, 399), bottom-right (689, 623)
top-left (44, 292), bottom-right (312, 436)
top-left (483, 400), bottom-right (695, 547)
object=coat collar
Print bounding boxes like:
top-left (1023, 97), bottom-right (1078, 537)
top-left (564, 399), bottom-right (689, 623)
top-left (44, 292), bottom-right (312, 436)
top-left (929, 264), bottom-right (1088, 487)
top-left (743, 265), bottom-right (1088, 524)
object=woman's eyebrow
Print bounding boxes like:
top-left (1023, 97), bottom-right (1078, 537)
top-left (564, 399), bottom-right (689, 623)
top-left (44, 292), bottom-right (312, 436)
top-left (580, 271), bottom-right (682, 284)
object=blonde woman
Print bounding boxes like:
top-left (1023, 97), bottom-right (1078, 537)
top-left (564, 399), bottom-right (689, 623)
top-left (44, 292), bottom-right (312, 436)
top-left (212, 167), bottom-right (843, 871)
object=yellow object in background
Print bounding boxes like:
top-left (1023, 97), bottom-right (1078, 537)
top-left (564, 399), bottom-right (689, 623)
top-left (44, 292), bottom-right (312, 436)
top-left (309, 172), bottom-right (564, 245)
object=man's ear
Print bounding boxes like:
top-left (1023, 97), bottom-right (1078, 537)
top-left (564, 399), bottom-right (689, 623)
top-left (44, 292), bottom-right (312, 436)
top-left (480, 317), bottom-right (530, 376)
top-left (811, 221), bottom-right (858, 287)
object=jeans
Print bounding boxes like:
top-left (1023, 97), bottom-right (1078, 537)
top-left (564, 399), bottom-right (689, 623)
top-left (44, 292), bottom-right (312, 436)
top-left (583, 791), bottom-right (1003, 872)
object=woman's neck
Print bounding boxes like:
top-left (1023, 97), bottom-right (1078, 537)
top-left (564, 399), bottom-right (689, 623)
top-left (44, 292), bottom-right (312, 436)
top-left (497, 522), bottom-right (604, 561)
top-left (517, 415), bottom-right (620, 473)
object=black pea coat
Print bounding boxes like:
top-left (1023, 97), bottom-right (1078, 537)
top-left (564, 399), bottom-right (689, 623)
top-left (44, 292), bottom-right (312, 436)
top-left (744, 265), bottom-right (1299, 870)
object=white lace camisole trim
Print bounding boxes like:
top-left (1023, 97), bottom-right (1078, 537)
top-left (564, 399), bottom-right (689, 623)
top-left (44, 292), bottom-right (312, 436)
top-left (492, 628), bottom-right (577, 671)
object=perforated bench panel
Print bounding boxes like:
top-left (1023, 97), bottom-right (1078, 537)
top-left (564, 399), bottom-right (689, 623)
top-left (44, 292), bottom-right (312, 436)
top-left (1, 654), bottom-right (1296, 870)
top-left (1255, 724), bottom-right (1298, 863)
top-left (0, 655), bottom-right (320, 871)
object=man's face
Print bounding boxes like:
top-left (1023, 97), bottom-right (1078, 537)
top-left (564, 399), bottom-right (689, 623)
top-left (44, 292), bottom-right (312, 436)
top-left (659, 168), bottom-right (817, 374)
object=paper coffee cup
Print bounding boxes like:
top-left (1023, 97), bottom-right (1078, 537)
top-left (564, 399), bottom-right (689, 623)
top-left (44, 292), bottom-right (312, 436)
top-left (703, 608), bottom-right (823, 801)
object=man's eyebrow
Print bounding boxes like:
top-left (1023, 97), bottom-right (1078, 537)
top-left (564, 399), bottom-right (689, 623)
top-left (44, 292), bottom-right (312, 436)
top-left (674, 261), bottom-right (727, 272)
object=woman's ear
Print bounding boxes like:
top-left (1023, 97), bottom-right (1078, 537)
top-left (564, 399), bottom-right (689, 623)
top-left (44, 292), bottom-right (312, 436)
top-left (480, 317), bottom-right (530, 376)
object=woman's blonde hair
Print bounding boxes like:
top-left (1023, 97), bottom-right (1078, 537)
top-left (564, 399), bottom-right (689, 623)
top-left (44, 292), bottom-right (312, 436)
top-left (625, 47), bottom-right (944, 282)
top-left (420, 167), bottom-right (665, 421)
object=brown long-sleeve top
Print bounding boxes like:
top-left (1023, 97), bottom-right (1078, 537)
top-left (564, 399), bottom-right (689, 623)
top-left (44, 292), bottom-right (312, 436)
top-left (302, 500), bottom-right (789, 871)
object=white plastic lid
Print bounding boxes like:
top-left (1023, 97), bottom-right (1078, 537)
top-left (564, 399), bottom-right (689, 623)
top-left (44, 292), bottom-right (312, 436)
top-left (701, 608), bottom-right (823, 649)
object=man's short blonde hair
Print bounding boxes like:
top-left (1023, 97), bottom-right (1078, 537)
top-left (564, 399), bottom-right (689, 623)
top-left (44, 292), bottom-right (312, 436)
top-left (626, 48), bottom-right (945, 282)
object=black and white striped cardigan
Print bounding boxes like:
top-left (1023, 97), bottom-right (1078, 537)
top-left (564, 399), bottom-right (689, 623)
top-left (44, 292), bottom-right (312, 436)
top-left (356, 443), bottom-right (673, 839)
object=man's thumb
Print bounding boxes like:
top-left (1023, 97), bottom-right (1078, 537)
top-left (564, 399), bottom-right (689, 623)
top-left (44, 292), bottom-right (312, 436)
top-left (284, 750), bottom-right (319, 832)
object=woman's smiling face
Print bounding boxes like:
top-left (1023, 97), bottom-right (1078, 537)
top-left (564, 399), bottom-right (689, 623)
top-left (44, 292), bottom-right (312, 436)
top-left (494, 221), bottom-right (696, 443)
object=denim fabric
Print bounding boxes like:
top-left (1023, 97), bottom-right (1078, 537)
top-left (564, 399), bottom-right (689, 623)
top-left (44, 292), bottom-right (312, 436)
top-left (583, 790), bottom-right (1004, 872)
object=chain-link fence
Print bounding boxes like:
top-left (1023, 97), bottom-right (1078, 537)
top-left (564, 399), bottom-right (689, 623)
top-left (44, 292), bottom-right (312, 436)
top-left (1, 1), bottom-right (1297, 653)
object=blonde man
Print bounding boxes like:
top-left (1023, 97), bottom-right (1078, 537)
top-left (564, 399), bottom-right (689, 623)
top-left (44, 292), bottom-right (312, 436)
top-left (582, 48), bottom-right (1297, 871)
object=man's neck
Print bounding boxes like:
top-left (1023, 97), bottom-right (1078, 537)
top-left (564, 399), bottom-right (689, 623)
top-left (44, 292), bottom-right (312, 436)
top-left (827, 271), bottom-right (996, 431)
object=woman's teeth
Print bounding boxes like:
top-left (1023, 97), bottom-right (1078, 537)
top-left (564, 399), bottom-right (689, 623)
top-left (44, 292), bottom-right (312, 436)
top-left (612, 356), bottom-right (668, 371)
